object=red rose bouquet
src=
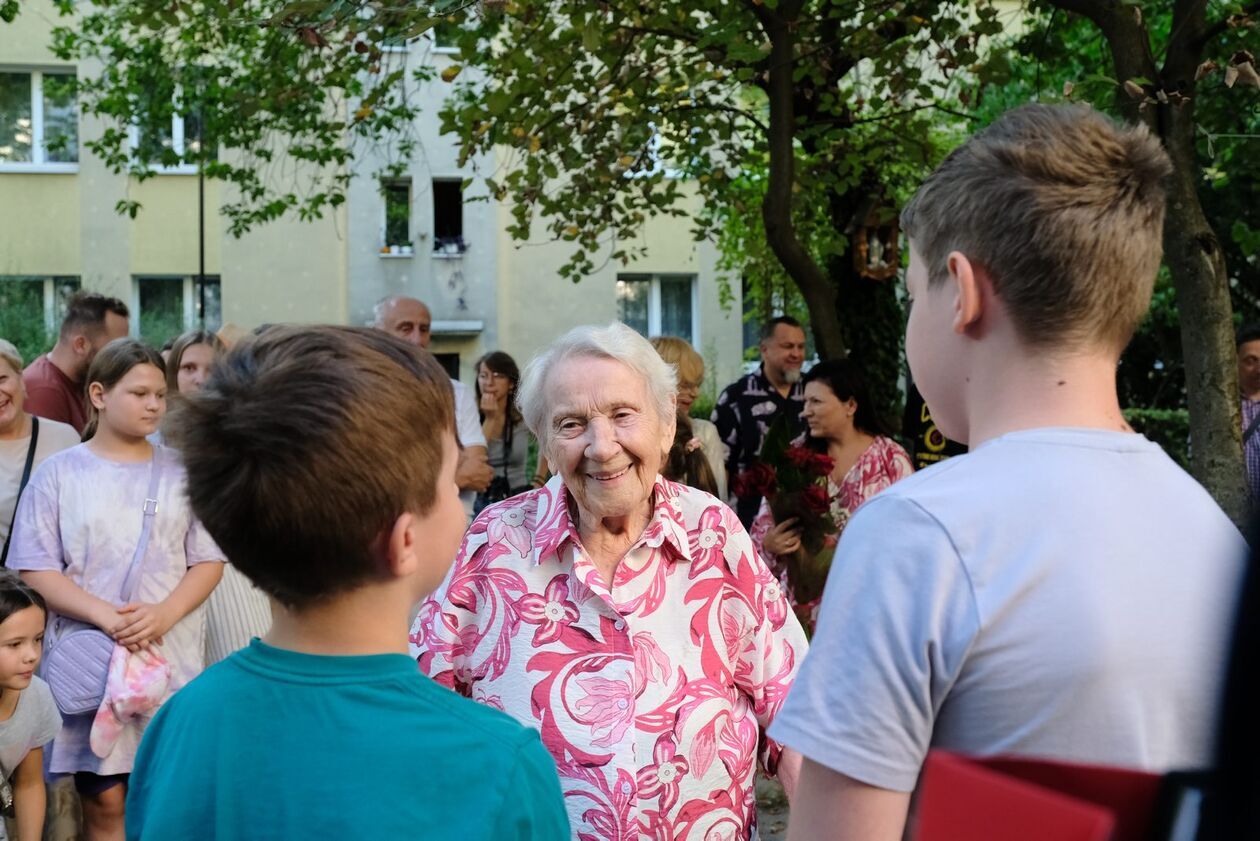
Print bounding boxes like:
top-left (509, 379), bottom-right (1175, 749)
top-left (732, 415), bottom-right (836, 604)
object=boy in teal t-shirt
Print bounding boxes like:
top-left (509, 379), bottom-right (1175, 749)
top-left (125, 326), bottom-right (568, 840)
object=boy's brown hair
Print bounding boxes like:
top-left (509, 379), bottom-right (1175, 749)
top-left (169, 325), bottom-right (454, 609)
top-left (901, 103), bottom-right (1172, 353)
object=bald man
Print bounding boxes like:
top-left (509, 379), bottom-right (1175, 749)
top-left (374, 296), bottom-right (493, 517)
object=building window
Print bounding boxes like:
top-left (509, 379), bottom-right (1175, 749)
top-left (382, 179), bottom-right (412, 253)
top-left (129, 75), bottom-right (218, 172)
top-left (0, 70), bottom-right (78, 169)
top-left (433, 178), bottom-right (465, 255)
top-left (0, 276), bottom-right (81, 360)
top-left (616, 274), bottom-right (696, 343)
top-left (432, 19), bottom-right (461, 51)
top-left (133, 275), bottom-right (221, 344)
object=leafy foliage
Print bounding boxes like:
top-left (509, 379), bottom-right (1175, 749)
top-left (969, 3), bottom-right (1260, 413)
top-left (41, 0), bottom-right (471, 234)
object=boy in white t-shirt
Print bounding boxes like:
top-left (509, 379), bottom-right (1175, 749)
top-left (770, 103), bottom-right (1247, 840)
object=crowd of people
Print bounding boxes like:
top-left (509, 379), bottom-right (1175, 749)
top-left (0, 101), bottom-right (1251, 841)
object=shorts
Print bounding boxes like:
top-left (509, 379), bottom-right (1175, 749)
top-left (73, 772), bottom-right (128, 796)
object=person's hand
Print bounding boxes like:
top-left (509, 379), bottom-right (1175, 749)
top-left (479, 392), bottom-right (502, 415)
top-left (112, 602), bottom-right (176, 651)
top-left (456, 449), bottom-right (494, 493)
top-left (763, 518), bottom-right (802, 556)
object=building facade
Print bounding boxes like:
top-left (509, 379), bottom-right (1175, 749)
top-left (0, 3), bottom-right (744, 391)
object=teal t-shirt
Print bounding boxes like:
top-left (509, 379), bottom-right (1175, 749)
top-left (125, 640), bottom-right (569, 840)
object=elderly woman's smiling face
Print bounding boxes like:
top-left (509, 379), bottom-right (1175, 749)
top-left (544, 355), bottom-right (675, 523)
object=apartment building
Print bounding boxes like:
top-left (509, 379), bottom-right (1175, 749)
top-left (0, 2), bottom-right (744, 388)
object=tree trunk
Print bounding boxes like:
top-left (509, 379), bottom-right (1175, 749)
top-left (751, 0), bottom-right (847, 360)
top-left (1161, 104), bottom-right (1249, 524)
top-left (827, 186), bottom-right (904, 430)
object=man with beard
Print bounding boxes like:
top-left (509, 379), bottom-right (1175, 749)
top-left (712, 316), bottom-right (808, 526)
top-left (23, 292), bottom-right (130, 434)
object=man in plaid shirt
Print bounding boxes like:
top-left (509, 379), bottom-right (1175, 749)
top-left (1238, 324), bottom-right (1260, 502)
top-left (712, 316), bottom-right (808, 526)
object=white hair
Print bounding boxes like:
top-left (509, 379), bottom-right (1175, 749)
top-left (0, 339), bottom-right (22, 374)
top-left (518, 323), bottom-right (678, 443)
top-left (370, 295), bottom-right (429, 328)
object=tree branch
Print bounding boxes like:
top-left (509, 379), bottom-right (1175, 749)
top-left (1045, 0), bottom-right (1159, 127)
top-left (1193, 0), bottom-right (1260, 51)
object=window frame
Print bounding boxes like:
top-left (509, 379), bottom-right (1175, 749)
top-left (130, 274), bottom-right (222, 338)
top-left (126, 82), bottom-right (215, 176)
top-left (380, 177), bottom-right (414, 255)
top-left (0, 276), bottom-right (82, 335)
top-left (0, 67), bottom-right (79, 174)
top-left (616, 273), bottom-right (700, 344)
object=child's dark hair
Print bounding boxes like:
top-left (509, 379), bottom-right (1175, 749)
top-left (664, 413), bottom-right (718, 497)
top-left (0, 571), bottom-right (47, 626)
top-left (802, 359), bottom-right (892, 439)
top-left (82, 338), bottom-right (166, 441)
top-left (168, 325), bottom-right (456, 610)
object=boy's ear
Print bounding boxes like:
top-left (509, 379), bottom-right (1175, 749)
top-left (946, 251), bottom-right (988, 337)
top-left (383, 512), bottom-right (421, 579)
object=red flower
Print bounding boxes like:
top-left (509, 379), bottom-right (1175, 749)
top-left (784, 446), bottom-right (814, 469)
top-left (733, 462), bottom-right (777, 499)
top-left (810, 452), bottom-right (835, 477)
top-left (801, 483), bottom-right (830, 514)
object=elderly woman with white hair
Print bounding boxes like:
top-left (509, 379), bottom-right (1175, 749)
top-left (411, 323), bottom-right (807, 839)
top-left (0, 339), bottom-right (81, 565)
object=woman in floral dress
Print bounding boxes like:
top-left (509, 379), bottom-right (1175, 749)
top-left (412, 323), bottom-right (809, 839)
top-left (751, 359), bottom-right (913, 632)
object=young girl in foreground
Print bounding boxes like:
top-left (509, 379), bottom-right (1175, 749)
top-left (0, 573), bottom-right (61, 841)
top-left (7, 338), bottom-right (223, 841)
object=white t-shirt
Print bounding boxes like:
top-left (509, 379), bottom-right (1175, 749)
top-left (451, 378), bottom-right (486, 517)
top-left (0, 417), bottom-right (80, 548)
top-left (769, 428), bottom-right (1246, 792)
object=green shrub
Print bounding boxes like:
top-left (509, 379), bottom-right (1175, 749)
top-left (0, 288), bottom-right (54, 366)
top-left (1124, 408), bottom-right (1190, 469)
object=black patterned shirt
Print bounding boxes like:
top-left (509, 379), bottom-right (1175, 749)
top-left (710, 366), bottom-right (806, 492)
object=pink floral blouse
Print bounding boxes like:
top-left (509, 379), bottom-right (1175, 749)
top-left (411, 475), bottom-right (808, 840)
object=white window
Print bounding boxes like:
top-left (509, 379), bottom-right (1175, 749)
top-left (433, 178), bottom-right (465, 256)
top-left (381, 179), bottom-right (413, 254)
top-left (432, 19), bottom-right (461, 53)
top-left (0, 277), bottom-right (81, 353)
top-left (616, 274), bottom-right (697, 344)
top-left (128, 80), bottom-right (215, 174)
top-left (0, 69), bottom-right (78, 172)
top-left (132, 275), bottom-right (221, 343)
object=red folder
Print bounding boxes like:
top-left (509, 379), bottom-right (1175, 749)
top-left (913, 751), bottom-right (1164, 841)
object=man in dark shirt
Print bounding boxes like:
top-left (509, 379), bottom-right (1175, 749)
top-left (712, 316), bottom-right (808, 525)
top-left (23, 292), bottom-right (130, 433)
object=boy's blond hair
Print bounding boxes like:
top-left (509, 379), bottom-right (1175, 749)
top-left (901, 103), bottom-right (1172, 353)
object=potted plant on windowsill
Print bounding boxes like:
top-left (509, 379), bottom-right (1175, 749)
top-left (434, 235), bottom-right (468, 257)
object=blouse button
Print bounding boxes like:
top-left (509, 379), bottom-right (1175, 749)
top-left (620, 782), bottom-right (633, 796)
top-left (616, 699), bottom-right (628, 710)
top-left (613, 618), bottom-right (626, 631)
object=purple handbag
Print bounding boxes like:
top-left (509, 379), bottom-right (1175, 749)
top-left (42, 455), bottom-right (161, 716)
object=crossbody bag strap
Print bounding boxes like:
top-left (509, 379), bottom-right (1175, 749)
top-left (1245, 408), bottom-right (1260, 446)
top-left (1, 417), bottom-right (39, 568)
top-left (117, 449), bottom-right (163, 604)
